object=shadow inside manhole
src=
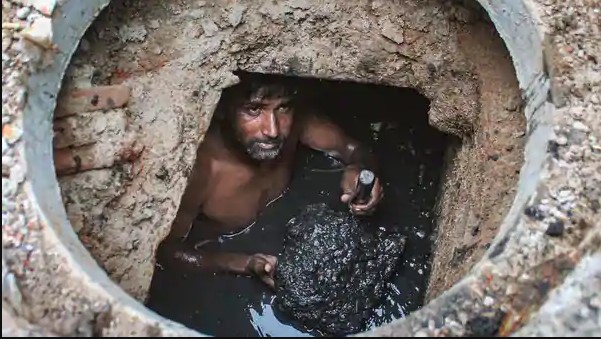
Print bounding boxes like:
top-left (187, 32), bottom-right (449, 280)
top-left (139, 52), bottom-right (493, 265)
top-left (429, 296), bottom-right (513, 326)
top-left (146, 72), bottom-right (448, 337)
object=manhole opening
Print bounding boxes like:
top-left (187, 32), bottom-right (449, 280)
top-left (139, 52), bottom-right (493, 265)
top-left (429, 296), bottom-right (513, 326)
top-left (52, 0), bottom-right (526, 336)
top-left (145, 71), bottom-right (446, 336)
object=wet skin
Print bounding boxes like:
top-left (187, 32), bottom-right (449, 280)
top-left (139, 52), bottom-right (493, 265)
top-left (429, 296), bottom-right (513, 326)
top-left (157, 81), bottom-right (383, 288)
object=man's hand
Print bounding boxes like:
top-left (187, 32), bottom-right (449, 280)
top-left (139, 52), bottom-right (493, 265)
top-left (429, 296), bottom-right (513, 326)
top-left (246, 253), bottom-right (278, 289)
top-left (340, 166), bottom-right (384, 216)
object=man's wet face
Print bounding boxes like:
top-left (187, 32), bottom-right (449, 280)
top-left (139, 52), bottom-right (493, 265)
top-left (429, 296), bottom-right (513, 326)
top-left (232, 86), bottom-right (294, 161)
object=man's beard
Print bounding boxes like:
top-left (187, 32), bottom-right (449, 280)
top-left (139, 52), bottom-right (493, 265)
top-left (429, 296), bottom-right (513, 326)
top-left (244, 139), bottom-right (284, 160)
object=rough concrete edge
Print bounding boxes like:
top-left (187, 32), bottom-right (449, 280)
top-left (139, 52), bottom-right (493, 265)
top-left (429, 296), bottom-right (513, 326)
top-left (424, 0), bottom-right (552, 302)
top-left (516, 248), bottom-right (601, 336)
top-left (5, 0), bottom-right (203, 336)
top-left (421, 0), bottom-right (556, 291)
top-left (474, 0), bottom-right (550, 244)
top-left (2, 0), bottom-right (599, 337)
top-left (376, 0), bottom-right (556, 310)
top-left (2, 302), bottom-right (58, 337)
top-left (356, 0), bottom-right (600, 336)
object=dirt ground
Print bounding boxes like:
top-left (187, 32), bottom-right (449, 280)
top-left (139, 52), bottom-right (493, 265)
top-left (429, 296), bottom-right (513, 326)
top-left (425, 19), bottom-right (526, 300)
top-left (53, 0), bottom-right (524, 302)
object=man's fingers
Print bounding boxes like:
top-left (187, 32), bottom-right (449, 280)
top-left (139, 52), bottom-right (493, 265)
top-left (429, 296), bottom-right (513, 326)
top-left (350, 191), bottom-right (383, 215)
top-left (341, 190), bottom-right (357, 203)
top-left (350, 199), bottom-right (374, 211)
top-left (259, 263), bottom-right (276, 290)
top-left (340, 167), bottom-right (360, 202)
top-left (250, 259), bottom-right (262, 273)
top-left (265, 255), bottom-right (277, 269)
top-left (248, 254), bottom-right (277, 289)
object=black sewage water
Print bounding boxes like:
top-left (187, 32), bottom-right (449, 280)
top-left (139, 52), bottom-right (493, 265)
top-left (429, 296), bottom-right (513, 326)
top-left (146, 76), bottom-right (448, 337)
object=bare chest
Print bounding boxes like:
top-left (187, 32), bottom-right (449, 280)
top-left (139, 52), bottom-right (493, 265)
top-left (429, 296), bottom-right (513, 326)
top-left (201, 160), bottom-right (293, 230)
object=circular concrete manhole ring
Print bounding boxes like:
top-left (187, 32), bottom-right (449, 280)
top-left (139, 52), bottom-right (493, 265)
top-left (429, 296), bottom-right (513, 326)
top-left (2, 0), bottom-right (599, 336)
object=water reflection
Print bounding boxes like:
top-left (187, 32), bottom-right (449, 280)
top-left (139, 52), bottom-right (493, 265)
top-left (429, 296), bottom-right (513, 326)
top-left (146, 78), bottom-right (447, 337)
top-left (249, 294), bottom-right (314, 337)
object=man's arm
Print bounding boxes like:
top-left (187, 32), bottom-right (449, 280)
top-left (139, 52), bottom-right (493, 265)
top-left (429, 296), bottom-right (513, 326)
top-left (299, 114), bottom-right (375, 169)
top-left (299, 113), bottom-right (383, 214)
top-left (156, 146), bottom-right (277, 288)
top-left (157, 240), bottom-right (276, 288)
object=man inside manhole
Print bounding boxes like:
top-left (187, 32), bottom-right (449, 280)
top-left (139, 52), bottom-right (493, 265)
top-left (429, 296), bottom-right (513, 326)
top-left (156, 73), bottom-right (384, 289)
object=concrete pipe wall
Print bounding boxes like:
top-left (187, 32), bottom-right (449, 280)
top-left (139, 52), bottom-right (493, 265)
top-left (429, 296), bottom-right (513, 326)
top-left (2, 0), bottom-right (599, 336)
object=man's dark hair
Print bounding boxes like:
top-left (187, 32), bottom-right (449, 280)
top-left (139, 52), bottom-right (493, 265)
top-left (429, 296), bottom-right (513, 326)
top-left (213, 72), bottom-right (299, 122)
top-left (232, 72), bottom-right (298, 103)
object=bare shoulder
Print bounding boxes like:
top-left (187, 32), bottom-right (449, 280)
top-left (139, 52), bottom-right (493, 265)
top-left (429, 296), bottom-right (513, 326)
top-left (298, 109), bottom-right (347, 152)
top-left (190, 130), bottom-right (222, 188)
top-left (298, 108), bottom-right (339, 132)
